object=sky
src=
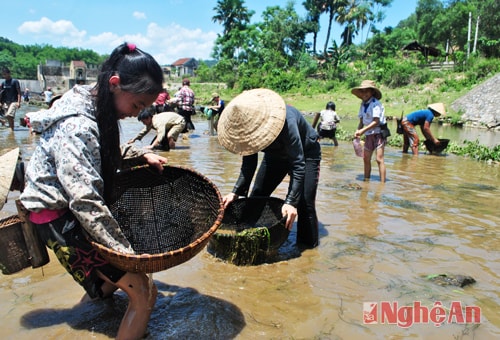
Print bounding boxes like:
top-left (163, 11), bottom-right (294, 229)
top-left (2, 0), bottom-right (418, 65)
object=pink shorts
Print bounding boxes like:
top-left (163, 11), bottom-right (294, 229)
top-left (364, 133), bottom-right (385, 152)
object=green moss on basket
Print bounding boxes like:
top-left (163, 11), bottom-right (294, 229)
top-left (230, 227), bottom-right (270, 265)
top-left (212, 226), bottom-right (272, 265)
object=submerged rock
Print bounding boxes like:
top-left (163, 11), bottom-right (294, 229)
top-left (426, 274), bottom-right (476, 287)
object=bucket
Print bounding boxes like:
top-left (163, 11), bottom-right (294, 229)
top-left (0, 215), bottom-right (31, 275)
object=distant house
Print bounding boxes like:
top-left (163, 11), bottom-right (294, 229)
top-left (402, 40), bottom-right (441, 61)
top-left (171, 58), bottom-right (198, 77)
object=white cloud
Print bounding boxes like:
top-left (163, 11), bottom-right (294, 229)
top-left (16, 18), bottom-right (217, 64)
top-left (145, 23), bottom-right (217, 64)
top-left (133, 11), bottom-right (146, 20)
top-left (18, 17), bottom-right (86, 40)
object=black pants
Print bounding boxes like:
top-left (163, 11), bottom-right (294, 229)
top-left (250, 155), bottom-right (321, 248)
top-left (36, 211), bottom-right (125, 299)
top-left (178, 109), bottom-right (195, 132)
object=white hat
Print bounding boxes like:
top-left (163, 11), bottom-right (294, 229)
top-left (428, 103), bottom-right (446, 116)
top-left (0, 148), bottom-right (20, 210)
top-left (217, 89), bottom-right (286, 155)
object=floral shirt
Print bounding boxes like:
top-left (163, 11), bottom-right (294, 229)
top-left (20, 85), bottom-right (146, 254)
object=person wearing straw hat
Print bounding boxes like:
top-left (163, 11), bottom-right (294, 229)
top-left (401, 103), bottom-right (446, 155)
top-left (218, 88), bottom-right (321, 248)
top-left (352, 80), bottom-right (387, 182)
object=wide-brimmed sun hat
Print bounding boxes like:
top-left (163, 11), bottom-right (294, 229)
top-left (211, 92), bottom-right (219, 100)
top-left (0, 148), bottom-right (19, 210)
top-left (428, 102), bottom-right (446, 116)
top-left (351, 80), bottom-right (382, 100)
top-left (217, 88), bottom-right (286, 156)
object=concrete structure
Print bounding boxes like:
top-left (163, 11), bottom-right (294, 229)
top-left (37, 59), bottom-right (99, 93)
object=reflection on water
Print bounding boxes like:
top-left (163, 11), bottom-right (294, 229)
top-left (0, 106), bottom-right (499, 339)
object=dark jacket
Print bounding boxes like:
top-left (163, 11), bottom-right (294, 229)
top-left (232, 105), bottom-right (321, 207)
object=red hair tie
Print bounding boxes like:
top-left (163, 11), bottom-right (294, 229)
top-left (127, 43), bottom-right (136, 52)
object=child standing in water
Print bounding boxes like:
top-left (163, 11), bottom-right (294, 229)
top-left (352, 80), bottom-right (387, 182)
top-left (20, 43), bottom-right (167, 340)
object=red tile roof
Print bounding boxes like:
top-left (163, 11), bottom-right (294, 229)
top-left (171, 58), bottom-right (192, 66)
top-left (71, 61), bottom-right (87, 67)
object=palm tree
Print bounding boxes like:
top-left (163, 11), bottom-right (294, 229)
top-left (338, 0), bottom-right (370, 46)
top-left (322, 0), bottom-right (350, 56)
top-left (303, 0), bottom-right (325, 54)
top-left (212, 0), bottom-right (254, 35)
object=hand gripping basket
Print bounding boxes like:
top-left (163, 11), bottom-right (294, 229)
top-left (207, 197), bottom-right (290, 266)
top-left (91, 165), bottom-right (224, 273)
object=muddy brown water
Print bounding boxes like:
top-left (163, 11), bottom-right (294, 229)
top-left (0, 106), bottom-right (499, 339)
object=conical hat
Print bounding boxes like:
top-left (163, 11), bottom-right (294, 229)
top-left (428, 103), bottom-right (446, 116)
top-left (0, 148), bottom-right (19, 210)
top-left (217, 89), bottom-right (286, 156)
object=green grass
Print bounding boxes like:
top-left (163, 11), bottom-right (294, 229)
top-left (193, 78), bottom-right (467, 123)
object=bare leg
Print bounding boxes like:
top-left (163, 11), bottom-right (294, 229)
top-left (97, 271), bottom-right (157, 340)
top-left (363, 149), bottom-right (373, 181)
top-left (80, 279), bottom-right (120, 303)
top-left (403, 133), bottom-right (409, 153)
top-left (375, 146), bottom-right (386, 183)
top-left (209, 116), bottom-right (216, 136)
top-left (411, 145), bottom-right (419, 155)
top-left (7, 116), bottom-right (14, 130)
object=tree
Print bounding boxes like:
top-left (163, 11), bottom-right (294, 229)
top-left (476, 0), bottom-right (500, 57)
top-left (212, 0), bottom-right (254, 60)
top-left (303, 0), bottom-right (325, 54)
top-left (431, 0), bottom-right (477, 54)
top-left (322, 0), bottom-right (348, 56)
top-left (258, 4), bottom-right (309, 66)
top-left (212, 0), bottom-right (254, 34)
top-left (415, 0), bottom-right (445, 46)
top-left (360, 0), bottom-right (392, 44)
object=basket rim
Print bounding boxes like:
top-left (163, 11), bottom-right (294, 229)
top-left (91, 164), bottom-right (224, 272)
top-left (215, 196), bottom-right (286, 233)
top-left (212, 196), bottom-right (289, 247)
top-left (0, 214), bottom-right (22, 226)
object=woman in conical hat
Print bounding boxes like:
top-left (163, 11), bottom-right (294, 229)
top-left (218, 88), bottom-right (322, 248)
top-left (401, 102), bottom-right (446, 155)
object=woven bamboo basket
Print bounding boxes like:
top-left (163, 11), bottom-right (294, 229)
top-left (0, 215), bottom-right (31, 275)
top-left (207, 197), bottom-right (290, 266)
top-left (91, 165), bottom-right (224, 273)
top-left (424, 138), bottom-right (450, 154)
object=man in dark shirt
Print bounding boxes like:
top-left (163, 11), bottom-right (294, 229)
top-left (1, 67), bottom-right (22, 130)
